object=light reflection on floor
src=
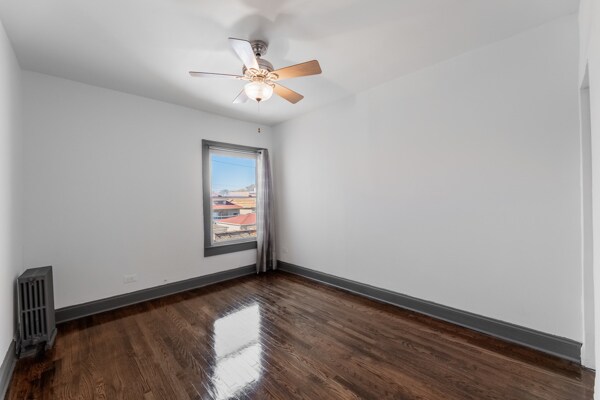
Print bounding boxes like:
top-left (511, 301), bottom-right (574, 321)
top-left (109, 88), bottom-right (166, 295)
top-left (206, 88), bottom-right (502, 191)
top-left (211, 303), bottom-right (262, 399)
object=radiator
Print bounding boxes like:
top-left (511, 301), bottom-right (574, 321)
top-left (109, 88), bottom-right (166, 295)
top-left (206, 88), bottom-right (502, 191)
top-left (17, 266), bottom-right (57, 358)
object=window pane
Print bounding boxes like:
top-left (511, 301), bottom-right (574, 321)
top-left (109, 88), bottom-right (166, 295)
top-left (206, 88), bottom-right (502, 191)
top-left (210, 151), bottom-right (257, 244)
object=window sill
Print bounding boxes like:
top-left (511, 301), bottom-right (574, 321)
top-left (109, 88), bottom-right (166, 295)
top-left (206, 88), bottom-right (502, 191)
top-left (204, 241), bottom-right (257, 257)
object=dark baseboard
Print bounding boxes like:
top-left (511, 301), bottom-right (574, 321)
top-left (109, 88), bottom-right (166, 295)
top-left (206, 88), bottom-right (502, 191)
top-left (0, 341), bottom-right (16, 399)
top-left (278, 261), bottom-right (582, 363)
top-left (56, 265), bottom-right (256, 324)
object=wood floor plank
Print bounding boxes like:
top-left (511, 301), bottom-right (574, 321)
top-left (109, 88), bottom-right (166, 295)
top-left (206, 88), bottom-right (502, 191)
top-left (5, 271), bottom-right (595, 399)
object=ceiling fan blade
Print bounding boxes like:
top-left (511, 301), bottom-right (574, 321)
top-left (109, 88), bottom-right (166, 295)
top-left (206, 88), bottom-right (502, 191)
top-left (271, 60), bottom-right (322, 81)
top-left (228, 38), bottom-right (259, 70)
top-left (189, 71), bottom-right (242, 79)
top-left (273, 83), bottom-right (304, 104)
top-left (233, 90), bottom-right (250, 104)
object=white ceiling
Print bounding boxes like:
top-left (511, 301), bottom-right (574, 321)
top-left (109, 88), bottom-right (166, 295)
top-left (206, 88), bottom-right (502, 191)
top-left (0, 0), bottom-right (579, 125)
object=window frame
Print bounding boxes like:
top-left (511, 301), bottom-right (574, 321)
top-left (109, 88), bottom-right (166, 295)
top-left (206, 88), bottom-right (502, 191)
top-left (202, 140), bottom-right (262, 257)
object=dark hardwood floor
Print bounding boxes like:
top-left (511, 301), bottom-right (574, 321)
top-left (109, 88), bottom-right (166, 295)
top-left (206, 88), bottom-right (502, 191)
top-left (6, 271), bottom-right (595, 399)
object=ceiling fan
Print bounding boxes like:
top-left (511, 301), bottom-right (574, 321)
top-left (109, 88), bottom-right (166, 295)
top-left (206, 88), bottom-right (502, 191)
top-left (189, 38), bottom-right (322, 104)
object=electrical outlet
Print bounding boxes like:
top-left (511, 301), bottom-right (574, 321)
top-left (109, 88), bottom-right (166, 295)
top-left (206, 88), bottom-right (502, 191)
top-left (281, 247), bottom-right (289, 256)
top-left (123, 274), bottom-right (138, 284)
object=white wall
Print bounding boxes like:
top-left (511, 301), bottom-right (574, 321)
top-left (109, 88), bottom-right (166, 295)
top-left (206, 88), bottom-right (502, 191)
top-left (274, 15), bottom-right (582, 341)
top-left (579, 0), bottom-right (600, 382)
top-left (22, 71), bottom-right (273, 309)
top-left (0, 18), bottom-right (22, 359)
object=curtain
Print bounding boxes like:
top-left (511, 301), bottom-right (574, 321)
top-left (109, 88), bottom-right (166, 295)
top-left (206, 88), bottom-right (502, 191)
top-left (256, 149), bottom-right (276, 273)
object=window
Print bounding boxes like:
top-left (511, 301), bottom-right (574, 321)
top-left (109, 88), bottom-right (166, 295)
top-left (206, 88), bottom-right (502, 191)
top-left (202, 140), bottom-right (261, 256)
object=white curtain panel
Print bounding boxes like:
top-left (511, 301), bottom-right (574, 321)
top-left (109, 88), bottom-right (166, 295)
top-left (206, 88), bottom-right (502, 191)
top-left (256, 149), bottom-right (276, 273)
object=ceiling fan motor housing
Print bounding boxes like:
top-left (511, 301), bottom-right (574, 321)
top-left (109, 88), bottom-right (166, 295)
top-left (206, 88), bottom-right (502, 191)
top-left (240, 40), bottom-right (273, 74)
top-left (242, 58), bottom-right (274, 74)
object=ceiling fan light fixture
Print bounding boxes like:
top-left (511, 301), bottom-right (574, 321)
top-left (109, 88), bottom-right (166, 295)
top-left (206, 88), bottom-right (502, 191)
top-left (244, 81), bottom-right (273, 102)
